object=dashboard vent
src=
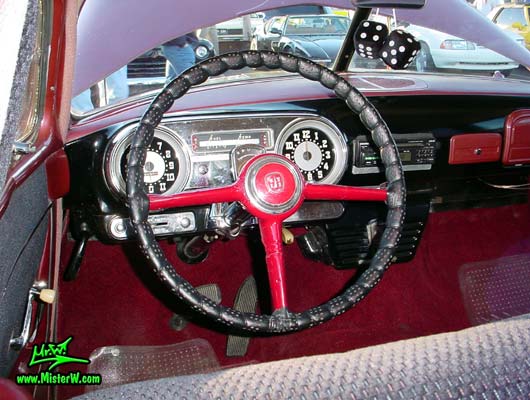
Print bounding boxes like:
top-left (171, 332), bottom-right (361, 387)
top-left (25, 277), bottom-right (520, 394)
top-left (328, 220), bottom-right (425, 269)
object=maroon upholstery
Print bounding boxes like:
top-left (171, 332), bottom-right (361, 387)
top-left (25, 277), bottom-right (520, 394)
top-left (0, 378), bottom-right (31, 400)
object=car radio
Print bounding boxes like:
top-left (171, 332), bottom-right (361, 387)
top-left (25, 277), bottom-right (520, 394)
top-left (352, 133), bottom-right (438, 174)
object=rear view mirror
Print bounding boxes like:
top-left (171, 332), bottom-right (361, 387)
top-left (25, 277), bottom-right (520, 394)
top-left (356, 0), bottom-right (425, 8)
top-left (270, 27), bottom-right (282, 35)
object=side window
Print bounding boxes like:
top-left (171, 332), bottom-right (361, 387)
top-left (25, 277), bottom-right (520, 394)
top-left (269, 18), bottom-right (284, 33)
top-left (495, 8), bottom-right (526, 28)
top-left (15, 0), bottom-right (51, 147)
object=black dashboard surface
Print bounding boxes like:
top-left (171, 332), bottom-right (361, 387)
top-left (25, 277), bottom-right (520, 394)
top-left (65, 94), bottom-right (530, 265)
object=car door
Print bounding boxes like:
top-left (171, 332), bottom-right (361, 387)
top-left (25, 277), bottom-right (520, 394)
top-left (0, 0), bottom-right (67, 377)
top-left (261, 17), bottom-right (286, 51)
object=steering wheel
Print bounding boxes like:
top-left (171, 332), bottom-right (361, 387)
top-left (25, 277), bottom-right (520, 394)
top-left (126, 51), bottom-right (406, 334)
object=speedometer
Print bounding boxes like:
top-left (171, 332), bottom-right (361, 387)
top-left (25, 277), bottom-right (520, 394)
top-left (105, 125), bottom-right (191, 197)
top-left (275, 118), bottom-right (348, 184)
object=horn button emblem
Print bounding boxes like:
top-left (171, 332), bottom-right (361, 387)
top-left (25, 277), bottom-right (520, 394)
top-left (255, 164), bottom-right (296, 205)
top-left (264, 172), bottom-right (285, 194)
top-left (244, 156), bottom-right (304, 215)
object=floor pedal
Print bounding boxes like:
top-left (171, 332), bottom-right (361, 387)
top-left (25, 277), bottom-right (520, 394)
top-left (169, 284), bottom-right (221, 331)
top-left (226, 276), bottom-right (258, 357)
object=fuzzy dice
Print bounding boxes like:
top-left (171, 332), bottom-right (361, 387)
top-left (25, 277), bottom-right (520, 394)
top-left (354, 20), bottom-right (389, 59)
top-left (379, 29), bottom-right (421, 70)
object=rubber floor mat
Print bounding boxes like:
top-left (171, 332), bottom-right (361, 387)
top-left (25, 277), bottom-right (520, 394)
top-left (459, 253), bottom-right (530, 326)
top-left (86, 339), bottom-right (220, 391)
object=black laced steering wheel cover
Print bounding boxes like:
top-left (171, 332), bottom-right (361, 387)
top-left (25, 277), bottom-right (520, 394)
top-left (126, 51), bottom-right (406, 333)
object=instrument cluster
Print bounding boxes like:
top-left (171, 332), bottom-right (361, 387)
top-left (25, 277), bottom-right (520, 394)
top-left (104, 114), bottom-right (349, 198)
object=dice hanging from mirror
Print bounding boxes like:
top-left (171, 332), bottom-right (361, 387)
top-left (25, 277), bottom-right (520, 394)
top-left (354, 20), bottom-right (420, 70)
top-left (380, 29), bottom-right (421, 69)
top-left (354, 20), bottom-right (389, 59)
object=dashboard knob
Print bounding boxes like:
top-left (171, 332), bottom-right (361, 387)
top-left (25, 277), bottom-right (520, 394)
top-left (198, 164), bottom-right (209, 175)
top-left (180, 217), bottom-right (192, 229)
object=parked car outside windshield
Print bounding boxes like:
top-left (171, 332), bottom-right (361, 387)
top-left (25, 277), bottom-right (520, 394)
top-left (489, 3), bottom-right (530, 50)
top-left (72, 4), bottom-right (530, 115)
top-left (216, 5), bottom-right (334, 42)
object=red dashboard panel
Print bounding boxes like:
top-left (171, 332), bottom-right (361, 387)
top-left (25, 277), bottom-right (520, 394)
top-left (503, 109), bottom-right (530, 166)
top-left (449, 133), bottom-right (501, 165)
top-left (45, 149), bottom-right (70, 200)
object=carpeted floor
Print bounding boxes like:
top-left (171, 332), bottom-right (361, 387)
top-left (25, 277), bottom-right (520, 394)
top-left (55, 203), bottom-right (530, 399)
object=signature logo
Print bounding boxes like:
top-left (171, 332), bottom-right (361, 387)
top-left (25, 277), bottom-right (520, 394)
top-left (16, 337), bottom-right (101, 386)
top-left (265, 172), bottom-right (284, 194)
top-left (28, 337), bottom-right (90, 371)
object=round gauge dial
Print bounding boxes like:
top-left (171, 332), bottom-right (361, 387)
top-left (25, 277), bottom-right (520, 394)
top-left (106, 125), bottom-right (190, 197)
top-left (120, 138), bottom-right (179, 194)
top-left (276, 119), bottom-right (347, 184)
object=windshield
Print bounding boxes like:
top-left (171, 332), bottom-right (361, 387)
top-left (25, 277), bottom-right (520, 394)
top-left (493, 7), bottom-right (526, 28)
top-left (284, 16), bottom-right (350, 35)
top-left (72, 3), bottom-right (530, 115)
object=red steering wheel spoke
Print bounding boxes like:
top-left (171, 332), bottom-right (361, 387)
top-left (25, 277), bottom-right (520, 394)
top-left (304, 183), bottom-right (387, 202)
top-left (259, 218), bottom-right (289, 311)
top-left (149, 184), bottom-right (243, 211)
top-left (147, 155), bottom-right (388, 313)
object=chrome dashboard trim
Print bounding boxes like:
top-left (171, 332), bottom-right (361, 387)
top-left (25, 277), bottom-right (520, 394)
top-left (105, 112), bottom-right (353, 197)
top-left (130, 111), bottom-right (345, 131)
top-left (107, 211), bottom-right (197, 240)
top-left (352, 164), bottom-right (432, 174)
top-left (191, 128), bottom-right (274, 154)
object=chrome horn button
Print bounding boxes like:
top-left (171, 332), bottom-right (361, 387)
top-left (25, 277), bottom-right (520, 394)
top-left (244, 155), bottom-right (304, 215)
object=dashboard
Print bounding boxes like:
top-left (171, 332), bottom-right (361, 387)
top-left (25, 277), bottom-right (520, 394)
top-left (65, 75), bottom-right (530, 269)
top-left (104, 114), bottom-right (349, 198)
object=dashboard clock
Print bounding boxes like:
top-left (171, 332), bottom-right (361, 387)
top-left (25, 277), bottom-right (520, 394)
top-left (275, 118), bottom-right (348, 184)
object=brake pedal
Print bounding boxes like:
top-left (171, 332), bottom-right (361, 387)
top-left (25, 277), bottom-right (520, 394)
top-left (169, 284), bottom-right (221, 331)
top-left (226, 276), bottom-right (258, 357)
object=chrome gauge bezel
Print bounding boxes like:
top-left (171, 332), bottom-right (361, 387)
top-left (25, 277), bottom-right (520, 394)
top-left (104, 124), bottom-right (191, 197)
top-left (274, 117), bottom-right (348, 184)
